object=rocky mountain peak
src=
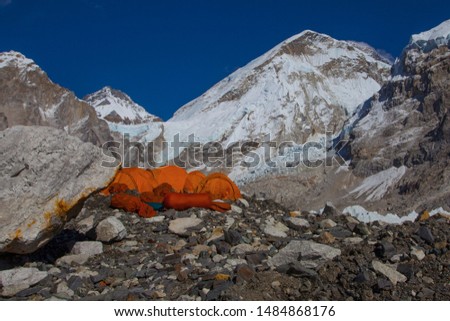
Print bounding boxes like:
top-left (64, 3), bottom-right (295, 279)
top-left (84, 86), bottom-right (161, 126)
top-left (0, 51), bottom-right (112, 146)
top-left (0, 50), bottom-right (41, 73)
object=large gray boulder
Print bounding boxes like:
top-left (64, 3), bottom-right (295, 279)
top-left (0, 126), bottom-right (118, 254)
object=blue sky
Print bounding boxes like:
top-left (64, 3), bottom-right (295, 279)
top-left (1, 0), bottom-right (449, 120)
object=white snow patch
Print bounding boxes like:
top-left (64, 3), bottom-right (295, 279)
top-left (0, 51), bottom-right (40, 73)
top-left (343, 205), bottom-right (418, 224)
top-left (350, 166), bottom-right (407, 201)
top-left (410, 19), bottom-right (450, 43)
top-left (343, 205), bottom-right (449, 225)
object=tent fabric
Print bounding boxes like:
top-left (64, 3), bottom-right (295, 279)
top-left (107, 183), bottom-right (129, 194)
top-left (102, 167), bottom-right (158, 195)
top-left (103, 166), bottom-right (241, 213)
top-left (163, 192), bottom-right (231, 213)
top-left (140, 183), bottom-right (174, 203)
top-left (111, 193), bottom-right (156, 218)
top-left (195, 173), bottom-right (241, 201)
top-left (151, 165), bottom-right (188, 193)
top-left (183, 171), bottom-right (206, 193)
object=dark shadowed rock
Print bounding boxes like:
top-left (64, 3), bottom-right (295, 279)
top-left (417, 226), bottom-right (434, 244)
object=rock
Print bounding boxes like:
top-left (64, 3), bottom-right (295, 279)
top-left (417, 226), bottom-right (434, 244)
top-left (354, 270), bottom-right (371, 283)
top-left (418, 288), bottom-right (435, 299)
top-left (168, 216), bottom-right (202, 236)
top-left (75, 215), bottom-right (96, 235)
top-left (371, 260), bottom-right (407, 285)
top-left (343, 237), bottom-right (364, 245)
top-left (212, 254), bottom-right (227, 263)
top-left (345, 215), bottom-right (360, 224)
top-left (374, 241), bottom-right (396, 259)
top-left (0, 53), bottom-right (112, 145)
top-left (56, 281), bottom-right (75, 298)
top-left (319, 219), bottom-right (337, 229)
top-left (145, 216), bottom-right (165, 223)
top-left (192, 244), bottom-right (211, 256)
top-left (329, 226), bottom-right (352, 238)
top-left (231, 243), bottom-right (254, 255)
top-left (278, 263), bottom-right (318, 278)
top-left (56, 254), bottom-right (90, 266)
top-left (231, 204), bottom-right (243, 214)
top-left (71, 241), bottom-right (103, 257)
top-left (207, 228), bottom-right (224, 244)
top-left (214, 241), bottom-right (231, 254)
top-left (417, 211), bottom-right (430, 222)
top-left (224, 229), bottom-right (242, 245)
top-left (354, 223), bottom-right (371, 236)
top-left (96, 217), bottom-right (127, 242)
top-left (226, 258), bottom-right (247, 266)
top-left (246, 253), bottom-right (267, 266)
top-left (237, 198), bottom-right (249, 208)
top-left (263, 217), bottom-right (289, 238)
top-left (322, 202), bottom-right (339, 216)
top-left (0, 126), bottom-right (118, 254)
top-left (0, 267), bottom-right (48, 297)
top-left (319, 231), bottom-right (336, 244)
top-left (389, 254), bottom-right (403, 263)
top-left (48, 267), bottom-right (62, 276)
top-left (397, 263), bottom-right (416, 280)
top-left (269, 240), bottom-right (341, 269)
top-left (225, 217), bottom-right (235, 230)
top-left (271, 281), bottom-right (281, 288)
top-left (285, 217), bottom-right (310, 230)
top-left (236, 264), bottom-right (255, 282)
top-left (376, 278), bottom-right (393, 290)
top-left (410, 247), bottom-right (426, 261)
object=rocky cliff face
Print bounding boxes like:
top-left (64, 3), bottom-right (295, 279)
top-left (346, 20), bottom-right (450, 211)
top-left (0, 51), bottom-right (112, 145)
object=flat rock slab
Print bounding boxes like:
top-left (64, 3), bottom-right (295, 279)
top-left (372, 260), bottom-right (407, 285)
top-left (269, 240), bottom-right (341, 269)
top-left (169, 216), bottom-right (202, 235)
top-left (0, 126), bottom-right (118, 254)
top-left (0, 267), bottom-right (48, 297)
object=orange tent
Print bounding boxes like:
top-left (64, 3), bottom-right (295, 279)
top-left (183, 170), bottom-right (207, 193)
top-left (102, 166), bottom-right (241, 207)
top-left (102, 167), bottom-right (158, 195)
top-left (196, 173), bottom-right (241, 201)
top-left (151, 165), bottom-right (188, 193)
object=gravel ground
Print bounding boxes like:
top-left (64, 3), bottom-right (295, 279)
top-left (0, 194), bottom-right (449, 301)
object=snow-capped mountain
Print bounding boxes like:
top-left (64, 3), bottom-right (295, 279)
top-left (244, 19), bottom-right (450, 213)
top-left (0, 51), bottom-right (111, 145)
top-left (84, 87), bottom-right (161, 125)
top-left (84, 87), bottom-right (163, 143)
top-left (164, 30), bottom-right (391, 150)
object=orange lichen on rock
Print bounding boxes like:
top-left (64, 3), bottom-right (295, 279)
top-left (12, 229), bottom-right (22, 240)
